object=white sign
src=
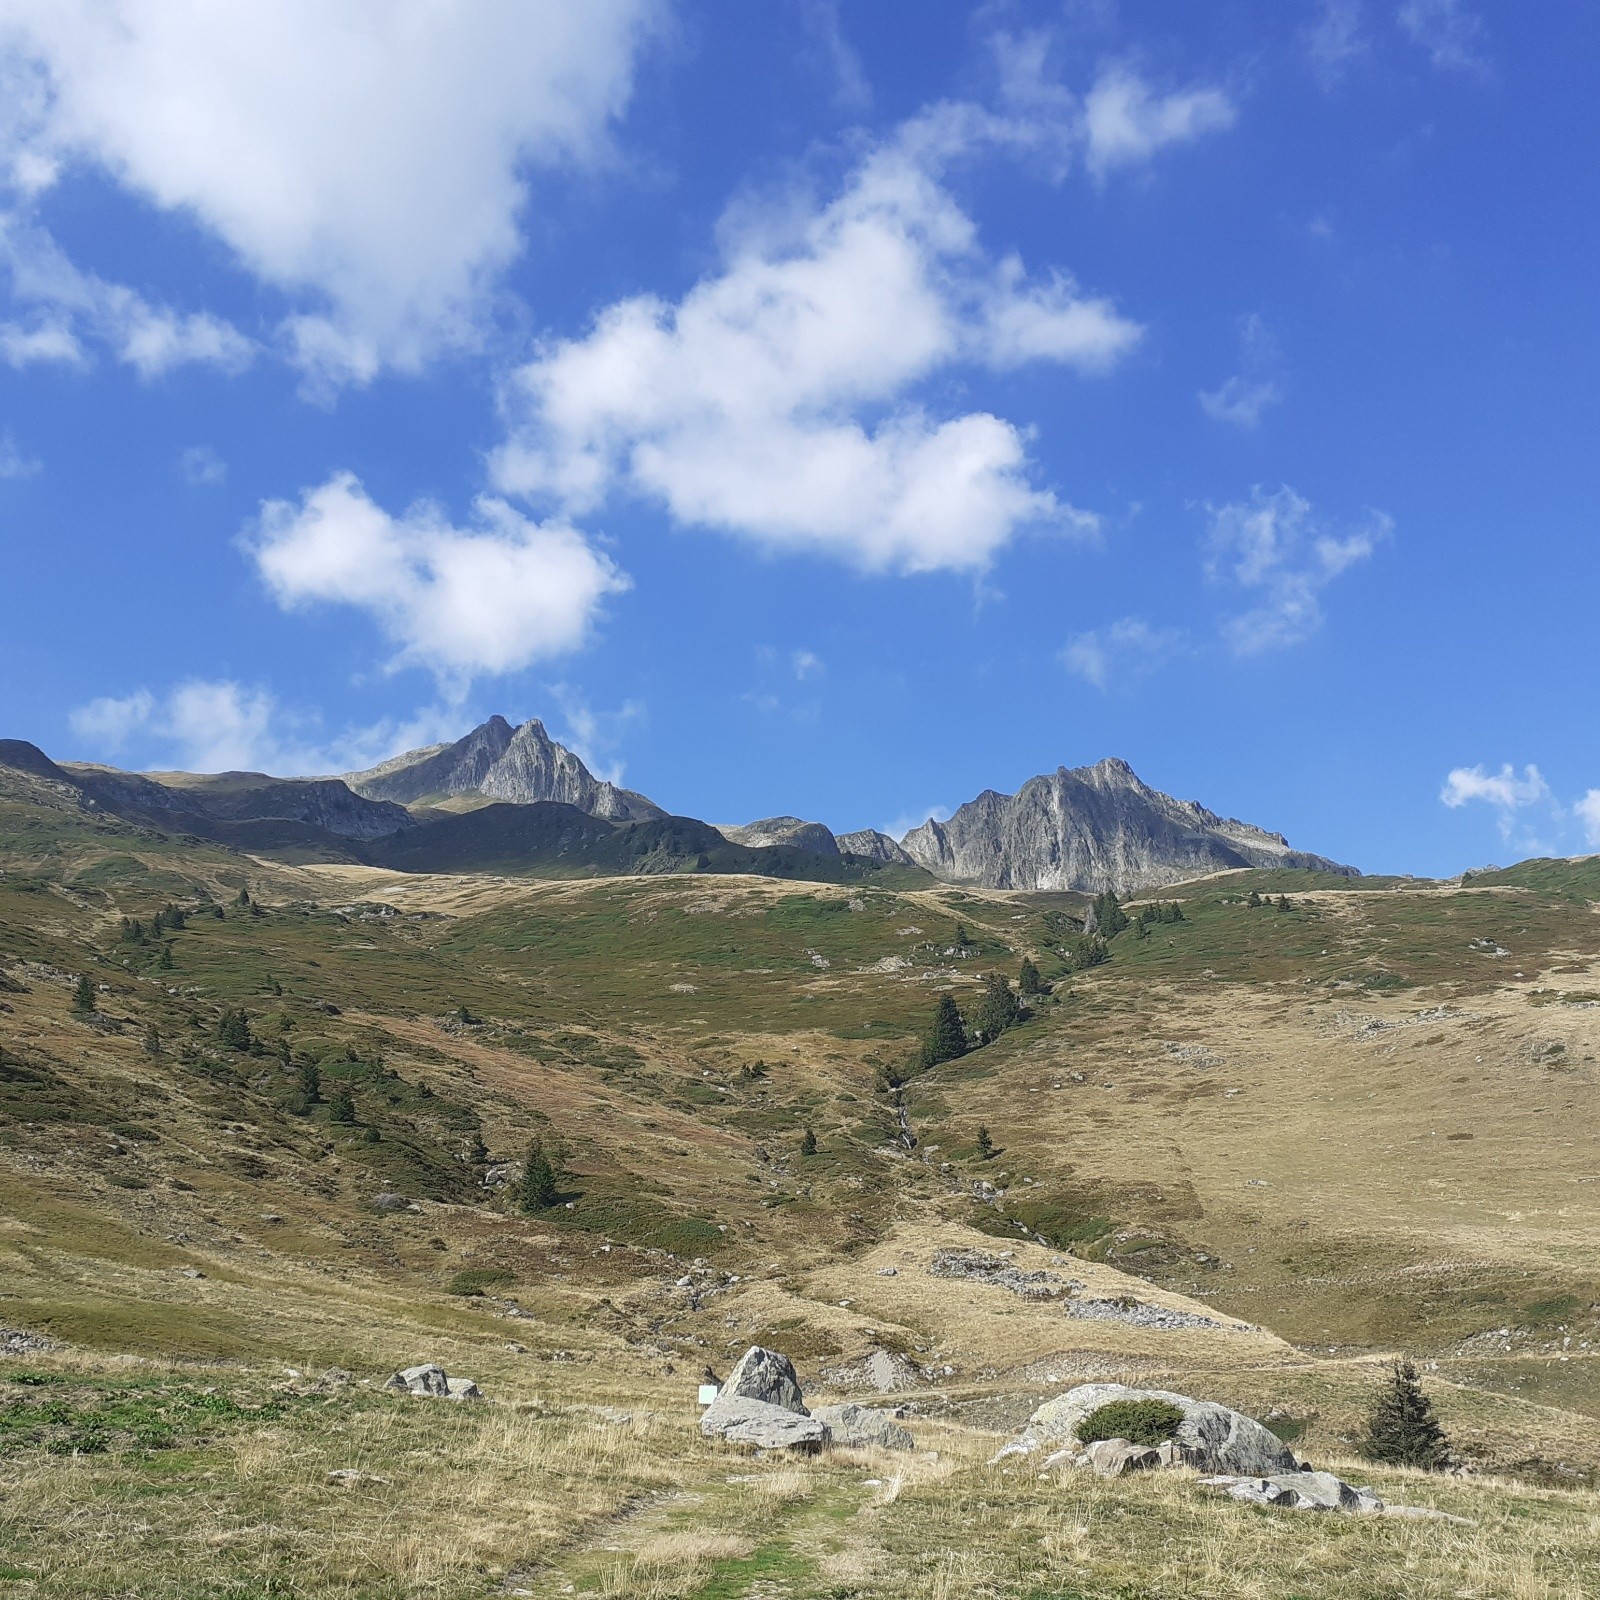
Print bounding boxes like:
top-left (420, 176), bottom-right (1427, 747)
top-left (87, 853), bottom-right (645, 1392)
top-left (697, 1384), bottom-right (719, 1407)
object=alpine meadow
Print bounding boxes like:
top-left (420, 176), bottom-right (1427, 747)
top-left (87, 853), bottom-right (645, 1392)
top-left (2, 5), bottom-right (1599, 1599)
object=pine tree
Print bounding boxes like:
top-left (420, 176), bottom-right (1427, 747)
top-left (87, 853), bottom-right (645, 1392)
top-left (953, 922), bottom-right (971, 949)
top-left (327, 1085), bottom-right (356, 1124)
top-left (1091, 892), bottom-right (1129, 936)
top-left (217, 1007), bottom-right (252, 1051)
top-left (520, 1137), bottom-right (559, 1211)
top-left (973, 970), bottom-right (1020, 1043)
top-left (1277, 895), bottom-right (1292, 913)
top-left (919, 993), bottom-right (968, 1068)
top-left (975, 1125), bottom-right (994, 1160)
top-left (143, 1024), bottom-right (162, 1056)
top-left (1019, 957), bottom-right (1043, 996)
top-left (297, 1060), bottom-right (322, 1103)
top-left (235, 887), bottom-right (252, 910)
top-left (1361, 1358), bottom-right (1450, 1470)
top-left (157, 943), bottom-right (175, 971)
top-left (72, 974), bottom-right (96, 1016)
top-left (1247, 889), bottom-right (1263, 908)
top-left (800, 1127), bottom-right (818, 1157)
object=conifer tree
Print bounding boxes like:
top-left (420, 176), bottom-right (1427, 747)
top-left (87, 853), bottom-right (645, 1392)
top-left (157, 943), bottom-right (174, 971)
top-left (520, 1137), bottom-right (559, 1210)
top-left (976, 1125), bottom-right (994, 1160)
top-left (973, 970), bottom-right (1020, 1043)
top-left (953, 922), bottom-right (971, 949)
top-left (217, 1007), bottom-right (252, 1051)
top-left (1019, 957), bottom-right (1043, 996)
top-left (1277, 894), bottom-right (1292, 912)
top-left (800, 1126), bottom-right (818, 1157)
top-left (919, 993), bottom-right (968, 1068)
top-left (235, 887), bottom-right (252, 909)
top-left (143, 1024), bottom-right (162, 1056)
top-left (1361, 1358), bottom-right (1450, 1470)
top-left (1091, 892), bottom-right (1129, 936)
top-left (1247, 888), bottom-right (1263, 908)
top-left (327, 1085), bottom-right (356, 1124)
top-left (72, 974), bottom-right (95, 1016)
top-left (297, 1060), bottom-right (322, 1103)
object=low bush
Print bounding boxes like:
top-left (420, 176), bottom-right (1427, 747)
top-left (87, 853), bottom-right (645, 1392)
top-left (446, 1267), bottom-right (516, 1297)
top-left (1075, 1398), bottom-right (1184, 1447)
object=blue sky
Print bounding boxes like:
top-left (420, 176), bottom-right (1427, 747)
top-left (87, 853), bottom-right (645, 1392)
top-left (1, 0), bottom-right (1596, 876)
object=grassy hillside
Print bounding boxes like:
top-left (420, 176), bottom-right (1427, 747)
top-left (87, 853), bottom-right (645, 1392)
top-left (1, 774), bottom-right (1598, 1597)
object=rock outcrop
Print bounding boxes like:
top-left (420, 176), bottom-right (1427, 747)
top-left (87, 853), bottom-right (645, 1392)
top-left (811, 1403), bottom-right (915, 1451)
top-left (345, 716), bottom-right (662, 823)
top-left (700, 1345), bottom-right (829, 1452)
top-left (1021, 1384), bottom-right (1298, 1477)
top-left (836, 829), bottom-right (917, 865)
top-left (383, 1362), bottom-right (482, 1400)
top-left (719, 816), bottom-right (840, 855)
top-left (898, 758), bottom-right (1356, 894)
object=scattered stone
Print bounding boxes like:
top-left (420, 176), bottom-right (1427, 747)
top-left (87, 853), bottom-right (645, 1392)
top-left (0, 1328), bottom-right (55, 1355)
top-left (1200, 1471), bottom-right (1385, 1513)
top-left (927, 1248), bottom-right (1070, 1301)
top-left (327, 1469), bottom-right (388, 1486)
top-left (1085, 1438), bottom-right (1161, 1477)
top-left (877, 1266), bottom-right (898, 1277)
top-left (316, 1368), bottom-right (353, 1390)
top-left (259, 1213), bottom-right (284, 1224)
top-left (179, 1268), bottom-right (205, 1280)
top-left (372, 1193), bottom-right (408, 1211)
top-left (1063, 1295), bottom-right (1232, 1333)
top-left (383, 1362), bottom-right (480, 1399)
top-left (1020, 1385), bottom-right (1298, 1477)
top-left (812, 1403), bottom-right (915, 1451)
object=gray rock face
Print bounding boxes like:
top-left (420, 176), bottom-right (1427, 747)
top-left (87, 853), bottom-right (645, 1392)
top-left (837, 829), bottom-right (917, 865)
top-left (700, 1345), bottom-right (828, 1451)
top-left (1200, 1471), bottom-right (1385, 1514)
top-left (385, 1363), bottom-right (450, 1397)
top-left (811, 1403), bottom-right (915, 1451)
top-left (1024, 1384), bottom-right (1298, 1477)
top-left (898, 757), bottom-right (1356, 894)
top-left (1084, 1438), bottom-right (1161, 1477)
top-left (720, 816), bottom-right (840, 855)
top-left (346, 716), bottom-right (662, 823)
top-left (700, 1397), bottom-right (830, 1451)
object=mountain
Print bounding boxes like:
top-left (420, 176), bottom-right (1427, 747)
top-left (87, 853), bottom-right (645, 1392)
top-left (899, 757), bottom-right (1357, 893)
top-left (344, 715), bottom-right (662, 822)
top-left (719, 816), bottom-right (840, 855)
top-left (837, 828), bottom-right (917, 866)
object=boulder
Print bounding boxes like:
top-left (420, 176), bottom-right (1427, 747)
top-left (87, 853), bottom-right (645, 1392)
top-left (1200, 1471), bottom-right (1385, 1514)
top-left (1023, 1384), bottom-right (1297, 1477)
top-left (718, 1345), bottom-right (806, 1412)
top-left (700, 1397), bottom-right (830, 1453)
top-left (384, 1363), bottom-right (450, 1397)
top-left (445, 1377), bottom-right (483, 1401)
top-left (812, 1403), bottom-right (915, 1451)
top-left (1085, 1438), bottom-right (1161, 1477)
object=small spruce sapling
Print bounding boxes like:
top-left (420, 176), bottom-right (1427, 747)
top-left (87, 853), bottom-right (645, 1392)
top-left (976, 1125), bottom-right (994, 1160)
top-left (71, 974), bottom-right (95, 1016)
top-left (1361, 1358), bottom-right (1450, 1470)
top-left (919, 993), bottom-right (968, 1069)
top-left (521, 1137), bottom-right (559, 1210)
top-left (800, 1127), bottom-right (818, 1157)
top-left (1019, 957), bottom-right (1044, 996)
top-left (217, 1007), bottom-right (252, 1051)
top-left (327, 1086), bottom-right (356, 1125)
top-left (973, 969), bottom-right (1020, 1043)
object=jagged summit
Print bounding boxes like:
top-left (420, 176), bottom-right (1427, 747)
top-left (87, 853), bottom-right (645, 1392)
top-left (344, 716), bottom-right (663, 823)
top-left (898, 756), bottom-right (1355, 893)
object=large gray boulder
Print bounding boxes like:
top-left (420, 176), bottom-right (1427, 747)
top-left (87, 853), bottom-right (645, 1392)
top-left (700, 1397), bottom-right (830, 1453)
top-left (701, 1346), bottom-right (825, 1452)
top-left (1200, 1471), bottom-right (1384, 1514)
top-left (811, 1403), bottom-right (914, 1451)
top-left (1024, 1384), bottom-right (1298, 1477)
top-left (384, 1363), bottom-right (450, 1397)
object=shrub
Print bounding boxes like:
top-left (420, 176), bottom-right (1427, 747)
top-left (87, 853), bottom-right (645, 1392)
top-left (1075, 1398), bottom-right (1184, 1447)
top-left (447, 1268), bottom-right (515, 1297)
top-left (1361, 1359), bottom-right (1450, 1470)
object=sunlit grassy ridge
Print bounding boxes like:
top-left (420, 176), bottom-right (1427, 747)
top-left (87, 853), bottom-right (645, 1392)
top-left (2, 769), bottom-right (1599, 1596)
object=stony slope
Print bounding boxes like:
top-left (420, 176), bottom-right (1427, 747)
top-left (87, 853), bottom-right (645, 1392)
top-left (344, 715), bottom-right (662, 822)
top-left (900, 757), bottom-right (1356, 893)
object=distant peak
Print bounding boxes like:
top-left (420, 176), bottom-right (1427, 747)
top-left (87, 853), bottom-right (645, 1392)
top-left (484, 714), bottom-right (513, 734)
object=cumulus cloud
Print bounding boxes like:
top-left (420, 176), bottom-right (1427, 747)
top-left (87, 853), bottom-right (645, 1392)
top-left (0, 213), bottom-right (251, 375)
top-left (1081, 67), bottom-right (1235, 179)
top-left (493, 107), bottom-right (1152, 574)
top-left (1199, 313), bottom-right (1283, 429)
top-left (1205, 485), bottom-right (1388, 654)
top-left (1062, 616), bottom-right (1187, 690)
top-left (1576, 791), bottom-right (1600, 850)
top-left (249, 472), bottom-right (627, 685)
top-left (1397, 0), bottom-right (1489, 75)
top-left (0, 429), bottom-right (39, 477)
top-left (69, 679), bottom-right (464, 776)
top-left (0, 0), bottom-right (657, 383)
top-left (1440, 763), bottom-right (1550, 812)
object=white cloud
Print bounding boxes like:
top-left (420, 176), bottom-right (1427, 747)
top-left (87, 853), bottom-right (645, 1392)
top-left (1062, 616), bottom-right (1186, 690)
top-left (0, 0), bottom-right (658, 384)
top-left (1397, 0), bottom-right (1488, 75)
top-left (250, 472), bottom-right (627, 685)
top-left (791, 649), bottom-right (824, 681)
top-left (1199, 313), bottom-right (1283, 429)
top-left (1441, 763), bottom-right (1550, 812)
top-left (493, 109), bottom-right (1147, 575)
top-left (1576, 791), bottom-right (1600, 850)
top-left (69, 679), bottom-right (464, 776)
top-left (883, 802), bottom-right (951, 840)
top-left (544, 685), bottom-right (643, 785)
top-left (800, 1), bottom-right (871, 113)
top-left (1082, 67), bottom-right (1236, 179)
top-left (1305, 1), bottom-right (1369, 85)
top-left (0, 429), bottom-right (39, 477)
top-left (0, 212), bottom-right (252, 376)
top-left (179, 445), bottom-right (226, 486)
top-left (1205, 485), bottom-right (1388, 654)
